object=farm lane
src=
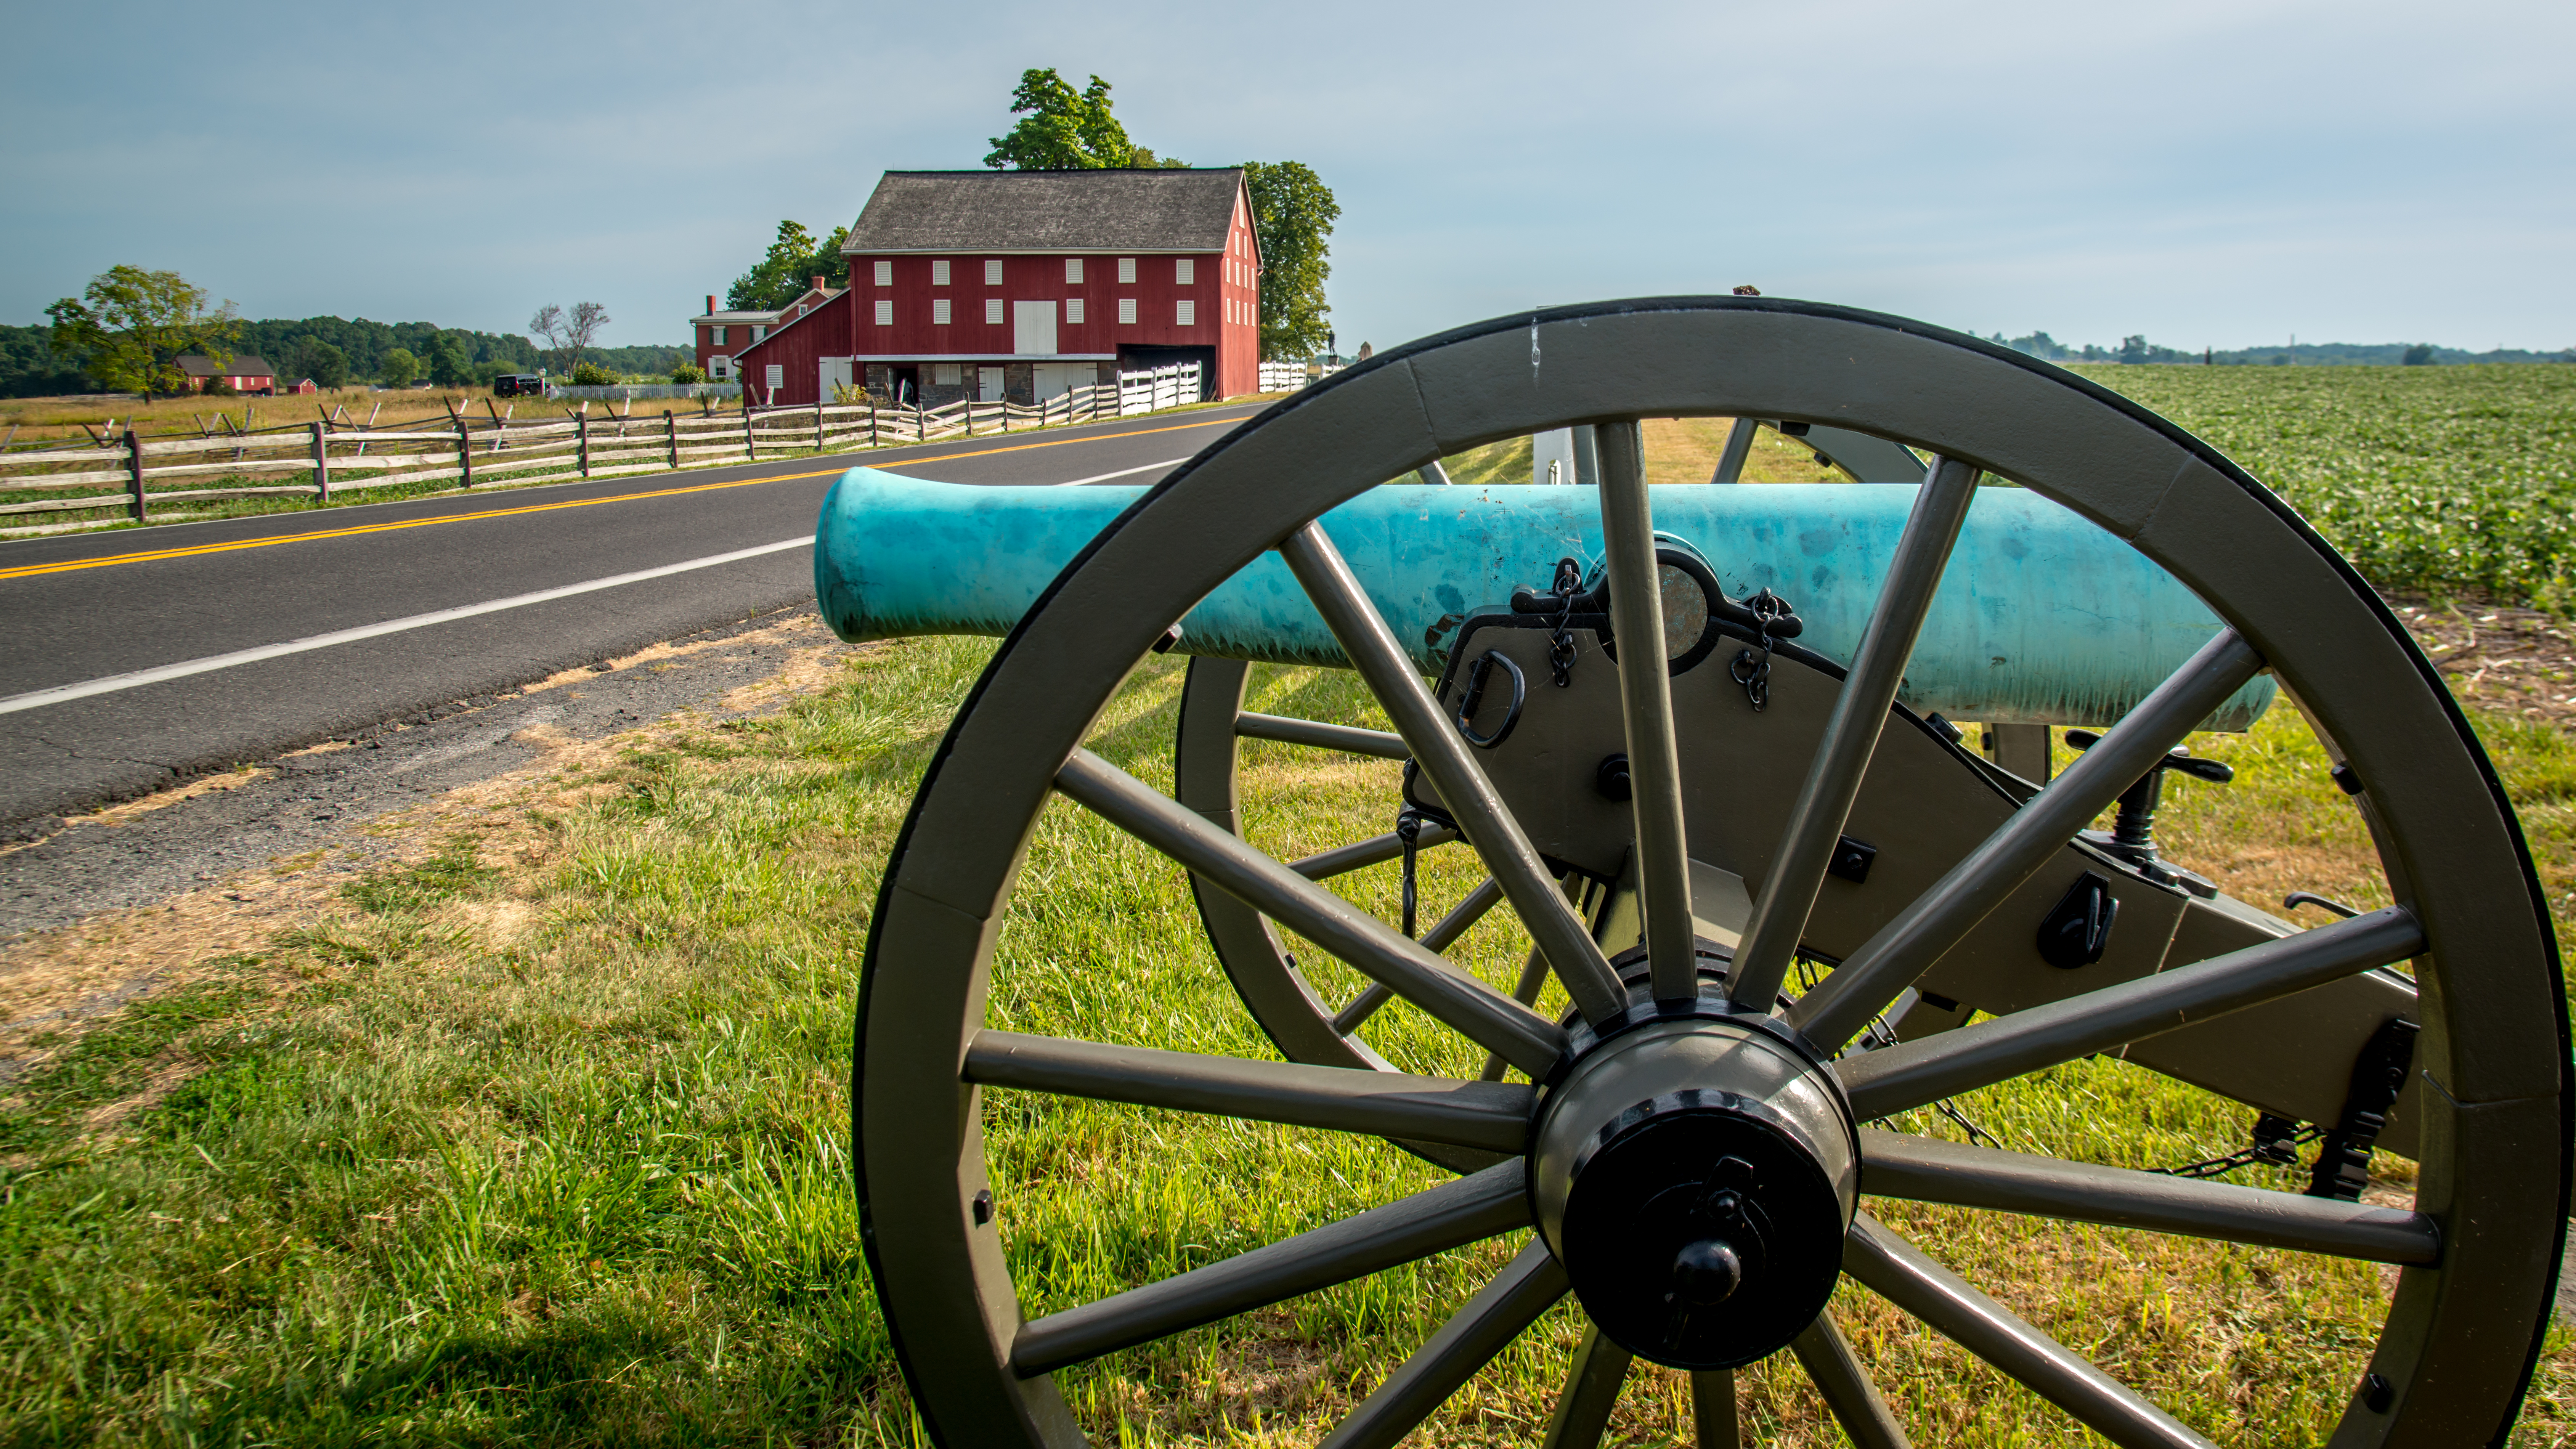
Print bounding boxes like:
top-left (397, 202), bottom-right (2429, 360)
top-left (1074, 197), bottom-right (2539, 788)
top-left (0, 401), bottom-right (1265, 829)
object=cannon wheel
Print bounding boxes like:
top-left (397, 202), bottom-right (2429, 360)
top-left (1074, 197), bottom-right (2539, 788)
top-left (855, 297), bottom-right (2567, 1447)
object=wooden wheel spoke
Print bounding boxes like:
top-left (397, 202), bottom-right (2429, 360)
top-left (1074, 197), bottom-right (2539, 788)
top-left (1333, 876), bottom-right (1508, 1034)
top-left (1540, 1323), bottom-right (1632, 1449)
top-left (1237, 710), bottom-right (1412, 760)
top-left (1843, 1212), bottom-right (2215, 1448)
top-left (965, 1030), bottom-right (1533, 1152)
top-left (1595, 422), bottom-right (1699, 1002)
top-left (1055, 748), bottom-right (1568, 1075)
top-left (1280, 521), bottom-right (1629, 1025)
top-left (1788, 628), bottom-right (2268, 1050)
top-left (1011, 1162), bottom-right (1532, 1376)
top-left (1858, 1128), bottom-right (2438, 1263)
top-left (1833, 906), bottom-right (2422, 1119)
top-left (1728, 457), bottom-right (1981, 1013)
top-left (1292, 824), bottom-right (1459, 881)
top-left (1790, 1311), bottom-right (1912, 1449)
top-left (1320, 1239), bottom-right (1570, 1449)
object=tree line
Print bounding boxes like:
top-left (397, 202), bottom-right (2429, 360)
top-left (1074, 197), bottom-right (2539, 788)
top-left (6, 266), bottom-right (685, 398)
top-left (727, 69), bottom-right (1339, 362)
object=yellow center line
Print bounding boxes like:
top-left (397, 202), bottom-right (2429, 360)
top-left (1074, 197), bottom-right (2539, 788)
top-left (0, 413), bottom-right (1243, 582)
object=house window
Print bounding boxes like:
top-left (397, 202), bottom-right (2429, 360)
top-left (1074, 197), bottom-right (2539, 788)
top-left (711, 325), bottom-right (727, 345)
top-left (765, 363), bottom-right (784, 390)
top-left (1066, 298), bottom-right (1085, 324)
top-left (874, 260), bottom-right (892, 285)
top-left (874, 300), bottom-right (894, 326)
top-left (933, 298), bottom-right (952, 325)
top-left (1117, 258), bottom-right (1136, 284)
top-left (984, 259), bottom-right (1003, 286)
top-left (752, 325), bottom-right (767, 342)
top-left (933, 363), bottom-right (962, 386)
top-left (932, 260), bottom-right (951, 286)
top-left (1176, 258), bottom-right (1194, 285)
top-left (1118, 298), bottom-right (1138, 325)
top-left (1177, 300), bottom-right (1196, 327)
top-left (1065, 258), bottom-right (1083, 284)
top-left (710, 357), bottom-right (729, 378)
top-left (986, 298), bottom-right (1005, 325)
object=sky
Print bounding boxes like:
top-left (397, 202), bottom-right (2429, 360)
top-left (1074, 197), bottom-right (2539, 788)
top-left (5, 0), bottom-right (2570, 355)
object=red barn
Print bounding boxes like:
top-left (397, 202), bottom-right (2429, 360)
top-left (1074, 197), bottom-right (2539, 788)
top-left (727, 168), bottom-right (1262, 409)
top-left (175, 354), bottom-right (278, 395)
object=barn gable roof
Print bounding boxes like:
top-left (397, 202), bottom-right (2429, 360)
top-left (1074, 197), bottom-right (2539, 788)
top-left (176, 355), bottom-right (274, 377)
top-left (844, 169), bottom-right (1247, 254)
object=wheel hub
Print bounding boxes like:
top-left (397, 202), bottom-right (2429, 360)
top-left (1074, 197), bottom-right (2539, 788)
top-left (1530, 1015), bottom-right (1858, 1370)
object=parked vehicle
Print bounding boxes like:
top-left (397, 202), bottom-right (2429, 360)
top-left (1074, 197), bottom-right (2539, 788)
top-left (494, 374), bottom-right (546, 398)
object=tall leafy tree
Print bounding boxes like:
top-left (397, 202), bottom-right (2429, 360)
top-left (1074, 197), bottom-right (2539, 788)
top-left (45, 265), bottom-right (241, 396)
top-left (727, 220), bottom-right (851, 312)
top-left (985, 70), bottom-right (1138, 169)
top-left (379, 348), bottom-right (420, 386)
top-left (1242, 161), bottom-right (1338, 361)
top-left (429, 334), bottom-right (474, 386)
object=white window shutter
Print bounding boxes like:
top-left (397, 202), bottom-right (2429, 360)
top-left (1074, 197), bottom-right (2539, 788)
top-left (873, 260), bottom-right (892, 285)
top-left (1065, 258), bottom-right (1084, 283)
top-left (1118, 298), bottom-right (1137, 325)
top-left (1066, 298), bottom-right (1085, 324)
top-left (932, 260), bottom-right (951, 286)
top-left (1177, 300), bottom-right (1196, 327)
top-left (933, 298), bottom-right (952, 326)
top-left (1176, 258), bottom-right (1194, 284)
top-left (984, 259), bottom-right (1003, 286)
top-left (874, 300), bottom-right (893, 326)
top-left (765, 363), bottom-right (783, 389)
top-left (986, 298), bottom-right (1004, 325)
top-left (1117, 258), bottom-right (1136, 284)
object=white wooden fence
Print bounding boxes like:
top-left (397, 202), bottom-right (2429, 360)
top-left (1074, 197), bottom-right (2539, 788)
top-left (0, 380), bottom-right (1138, 526)
top-left (1119, 362), bottom-right (1202, 416)
top-left (1259, 360), bottom-right (1311, 392)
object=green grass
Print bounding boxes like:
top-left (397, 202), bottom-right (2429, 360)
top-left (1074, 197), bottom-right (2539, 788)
top-left (1, 635), bottom-right (2567, 1445)
top-left (2074, 364), bottom-right (2576, 611)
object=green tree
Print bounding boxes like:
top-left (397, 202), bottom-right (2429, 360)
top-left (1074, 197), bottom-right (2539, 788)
top-left (282, 337), bottom-right (349, 389)
top-left (727, 220), bottom-right (851, 312)
top-left (380, 348), bottom-right (419, 386)
top-left (985, 69), bottom-right (1140, 169)
top-left (1242, 161), bottom-right (1339, 361)
top-left (2402, 343), bottom-right (2437, 366)
top-left (2118, 334), bottom-right (2150, 364)
top-left (429, 334), bottom-right (473, 386)
top-left (44, 265), bottom-right (241, 396)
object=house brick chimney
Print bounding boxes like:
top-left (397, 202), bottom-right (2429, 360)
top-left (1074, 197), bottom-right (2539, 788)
top-left (812, 275), bottom-right (826, 292)
top-left (705, 294), bottom-right (717, 315)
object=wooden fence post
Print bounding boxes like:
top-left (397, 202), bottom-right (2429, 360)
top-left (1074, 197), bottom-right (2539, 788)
top-left (578, 411), bottom-right (592, 478)
top-left (310, 421), bottom-right (331, 501)
top-left (742, 401), bottom-right (756, 461)
top-left (665, 409), bottom-right (678, 469)
top-left (124, 430), bottom-right (147, 521)
top-left (456, 415), bottom-right (475, 488)
top-left (868, 393), bottom-right (878, 448)
top-left (814, 398), bottom-right (824, 452)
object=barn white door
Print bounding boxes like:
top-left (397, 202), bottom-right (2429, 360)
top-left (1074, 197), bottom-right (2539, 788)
top-left (819, 358), bottom-right (852, 401)
top-left (1013, 300), bottom-right (1058, 355)
top-left (977, 367), bottom-right (1005, 402)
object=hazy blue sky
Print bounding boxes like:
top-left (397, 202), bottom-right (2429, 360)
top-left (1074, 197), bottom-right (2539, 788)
top-left (6, 0), bottom-right (2569, 353)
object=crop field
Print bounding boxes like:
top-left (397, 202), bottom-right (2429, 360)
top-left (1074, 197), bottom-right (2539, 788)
top-left (3, 363), bottom-right (2574, 1444)
top-left (2072, 364), bottom-right (2576, 612)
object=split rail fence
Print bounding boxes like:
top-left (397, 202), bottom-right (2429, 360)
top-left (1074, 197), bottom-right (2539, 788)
top-left (0, 371), bottom-right (1185, 526)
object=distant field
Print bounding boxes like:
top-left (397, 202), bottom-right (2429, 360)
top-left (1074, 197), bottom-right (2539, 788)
top-left (2073, 363), bottom-right (2576, 612)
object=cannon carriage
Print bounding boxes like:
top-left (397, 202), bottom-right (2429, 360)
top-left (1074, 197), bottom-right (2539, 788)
top-left (818, 298), bottom-right (2567, 1447)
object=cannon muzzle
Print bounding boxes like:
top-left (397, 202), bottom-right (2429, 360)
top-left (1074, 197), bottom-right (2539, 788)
top-left (814, 469), bottom-right (2274, 729)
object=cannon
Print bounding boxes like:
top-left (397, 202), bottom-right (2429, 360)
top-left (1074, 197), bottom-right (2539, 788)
top-left (826, 298), bottom-right (2566, 1447)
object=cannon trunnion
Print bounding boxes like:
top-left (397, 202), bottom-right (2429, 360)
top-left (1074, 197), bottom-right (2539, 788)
top-left (838, 297), bottom-right (2565, 1447)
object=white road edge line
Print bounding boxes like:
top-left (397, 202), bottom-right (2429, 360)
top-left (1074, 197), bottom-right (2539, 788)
top-left (0, 536), bottom-right (815, 717)
top-left (1048, 457), bottom-right (1189, 487)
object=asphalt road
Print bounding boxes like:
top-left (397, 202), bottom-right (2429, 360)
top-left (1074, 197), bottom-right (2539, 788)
top-left (0, 400), bottom-right (1266, 829)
